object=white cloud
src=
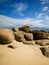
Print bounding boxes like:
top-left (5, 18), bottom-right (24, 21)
top-left (40, 0), bottom-right (49, 4)
top-left (0, 14), bottom-right (49, 28)
top-left (36, 13), bottom-right (44, 19)
top-left (0, 1), bottom-right (28, 16)
top-left (36, 12), bottom-right (49, 19)
top-left (16, 2), bottom-right (28, 12)
top-left (0, 15), bottom-right (45, 28)
top-left (18, 12), bottom-right (24, 16)
top-left (35, 12), bottom-right (49, 28)
top-left (42, 6), bottom-right (48, 11)
top-left (44, 15), bottom-right (49, 21)
top-left (11, 2), bottom-right (28, 16)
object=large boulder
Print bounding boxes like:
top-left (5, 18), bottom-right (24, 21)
top-left (33, 30), bottom-right (48, 40)
top-left (12, 27), bottom-right (19, 32)
top-left (0, 28), bottom-right (14, 44)
top-left (40, 47), bottom-right (49, 57)
top-left (35, 39), bottom-right (49, 46)
top-left (19, 25), bottom-right (32, 33)
top-left (13, 31), bottom-right (25, 42)
top-left (24, 33), bottom-right (33, 41)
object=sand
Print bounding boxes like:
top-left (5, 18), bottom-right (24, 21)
top-left (0, 40), bottom-right (49, 65)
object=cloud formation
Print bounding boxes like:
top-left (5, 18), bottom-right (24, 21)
top-left (0, 0), bottom-right (28, 16)
top-left (40, 0), bottom-right (49, 4)
top-left (42, 6), bottom-right (48, 11)
top-left (10, 2), bottom-right (28, 16)
top-left (0, 14), bottom-right (49, 28)
top-left (14, 2), bottom-right (28, 16)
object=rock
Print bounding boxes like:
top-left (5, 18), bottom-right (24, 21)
top-left (12, 27), bottom-right (19, 32)
top-left (40, 47), bottom-right (49, 57)
top-left (8, 44), bottom-right (17, 49)
top-left (0, 28), bottom-right (14, 44)
top-left (35, 39), bottom-right (49, 46)
top-left (40, 30), bottom-right (47, 33)
top-left (13, 31), bottom-right (25, 42)
top-left (47, 33), bottom-right (49, 39)
top-left (19, 25), bottom-right (32, 33)
top-left (23, 41), bottom-right (36, 45)
top-left (24, 33), bottom-right (33, 41)
top-left (33, 30), bottom-right (48, 40)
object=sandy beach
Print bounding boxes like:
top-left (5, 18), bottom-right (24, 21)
top-left (0, 40), bottom-right (49, 65)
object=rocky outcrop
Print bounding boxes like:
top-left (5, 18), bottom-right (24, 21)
top-left (24, 33), bottom-right (33, 41)
top-left (12, 27), bottom-right (19, 32)
top-left (13, 31), bottom-right (25, 42)
top-left (19, 25), bottom-right (32, 33)
top-left (0, 28), bottom-right (14, 44)
top-left (33, 30), bottom-right (48, 40)
top-left (40, 47), bottom-right (49, 57)
top-left (35, 39), bottom-right (49, 46)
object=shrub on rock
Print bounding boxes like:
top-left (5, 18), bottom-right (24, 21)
top-left (19, 25), bottom-right (32, 33)
top-left (0, 28), bottom-right (14, 44)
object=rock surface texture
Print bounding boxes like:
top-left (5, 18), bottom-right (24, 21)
top-left (0, 28), bottom-right (14, 44)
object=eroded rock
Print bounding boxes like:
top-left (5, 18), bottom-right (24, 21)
top-left (0, 28), bottom-right (14, 44)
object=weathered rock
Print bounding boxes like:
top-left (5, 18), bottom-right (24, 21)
top-left (33, 30), bottom-right (48, 40)
top-left (12, 27), bottom-right (19, 32)
top-left (47, 33), bottom-right (49, 39)
top-left (35, 39), bottom-right (49, 46)
top-left (0, 28), bottom-right (14, 44)
top-left (40, 30), bottom-right (47, 33)
top-left (24, 33), bottom-right (33, 41)
top-left (13, 31), bottom-right (25, 42)
top-left (8, 44), bottom-right (17, 49)
top-left (19, 25), bottom-right (32, 33)
top-left (23, 41), bottom-right (36, 45)
top-left (40, 47), bottom-right (49, 57)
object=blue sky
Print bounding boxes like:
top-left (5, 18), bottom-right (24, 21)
top-left (0, 0), bottom-right (49, 28)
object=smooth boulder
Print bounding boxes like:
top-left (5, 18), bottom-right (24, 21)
top-left (24, 33), bottom-right (33, 41)
top-left (0, 28), bottom-right (14, 44)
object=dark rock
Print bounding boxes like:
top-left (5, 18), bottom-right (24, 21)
top-left (8, 44), bottom-right (17, 49)
top-left (13, 31), bottom-right (25, 42)
top-left (12, 27), bottom-right (19, 32)
top-left (40, 47), bottom-right (49, 57)
top-left (24, 33), bottom-right (33, 41)
top-left (33, 30), bottom-right (48, 40)
top-left (19, 25), bottom-right (32, 33)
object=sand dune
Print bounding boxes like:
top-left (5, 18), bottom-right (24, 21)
top-left (0, 40), bottom-right (49, 65)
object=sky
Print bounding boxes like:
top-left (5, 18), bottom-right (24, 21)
top-left (0, 0), bottom-right (49, 28)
